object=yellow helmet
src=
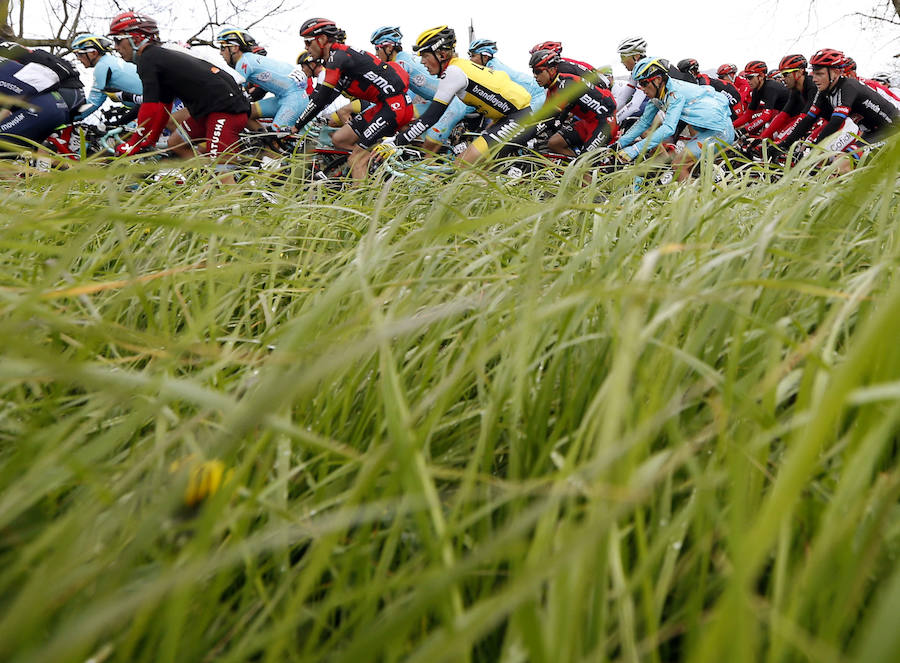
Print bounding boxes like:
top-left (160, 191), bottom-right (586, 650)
top-left (413, 26), bottom-right (455, 54)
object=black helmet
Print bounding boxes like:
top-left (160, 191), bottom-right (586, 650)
top-left (529, 49), bottom-right (560, 70)
top-left (299, 18), bottom-right (343, 40)
top-left (677, 58), bottom-right (700, 76)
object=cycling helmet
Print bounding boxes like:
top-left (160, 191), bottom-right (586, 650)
top-left (529, 41), bottom-right (562, 55)
top-left (677, 58), bottom-right (700, 76)
top-left (108, 11), bottom-right (160, 39)
top-left (778, 54), bottom-right (807, 72)
top-left (370, 26), bottom-right (402, 46)
top-left (413, 26), bottom-right (455, 54)
top-left (871, 71), bottom-right (893, 85)
top-left (809, 48), bottom-right (845, 68)
top-left (717, 63), bottom-right (737, 77)
top-left (468, 38), bottom-right (497, 56)
top-left (299, 18), bottom-right (343, 39)
top-left (215, 27), bottom-right (258, 51)
top-left (617, 36), bottom-right (647, 56)
top-left (632, 57), bottom-right (669, 83)
top-left (841, 56), bottom-right (856, 72)
top-left (71, 33), bottom-right (114, 53)
top-left (742, 60), bottom-right (768, 77)
top-left (296, 50), bottom-right (317, 66)
top-left (529, 49), bottom-right (560, 70)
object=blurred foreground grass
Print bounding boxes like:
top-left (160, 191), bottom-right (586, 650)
top-left (1, 145), bottom-right (899, 662)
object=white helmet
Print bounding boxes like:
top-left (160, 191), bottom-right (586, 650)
top-left (617, 36), bottom-right (647, 56)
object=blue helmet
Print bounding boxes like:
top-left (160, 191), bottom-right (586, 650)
top-left (370, 26), bottom-right (402, 46)
top-left (632, 56), bottom-right (669, 83)
top-left (468, 38), bottom-right (497, 56)
top-left (71, 33), bottom-right (114, 53)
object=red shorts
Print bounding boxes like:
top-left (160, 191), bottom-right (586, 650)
top-left (348, 95), bottom-right (413, 149)
top-left (182, 112), bottom-right (249, 159)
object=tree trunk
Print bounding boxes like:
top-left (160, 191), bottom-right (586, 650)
top-left (0, 0), bottom-right (14, 39)
top-left (893, 0), bottom-right (900, 20)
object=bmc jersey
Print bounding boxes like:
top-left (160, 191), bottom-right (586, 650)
top-left (433, 58), bottom-right (530, 119)
top-left (547, 73), bottom-right (616, 122)
top-left (322, 44), bottom-right (409, 104)
top-left (137, 42), bottom-right (249, 117)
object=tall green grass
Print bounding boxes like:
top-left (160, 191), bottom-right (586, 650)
top-left (1, 144), bottom-right (899, 662)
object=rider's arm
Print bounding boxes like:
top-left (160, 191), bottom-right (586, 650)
top-left (625, 91), bottom-right (685, 158)
top-left (294, 82), bottom-right (341, 131)
top-left (294, 55), bottom-right (348, 131)
top-left (615, 82), bottom-right (645, 123)
top-left (618, 102), bottom-right (658, 148)
top-left (75, 61), bottom-right (111, 121)
top-left (397, 64), bottom-right (466, 145)
top-left (758, 110), bottom-right (791, 140)
top-left (121, 101), bottom-right (171, 151)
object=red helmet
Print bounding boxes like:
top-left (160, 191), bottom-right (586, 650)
top-left (299, 18), bottom-right (343, 39)
top-left (841, 56), bottom-right (856, 71)
top-left (809, 48), bottom-right (845, 68)
top-left (529, 41), bottom-right (562, 55)
top-left (778, 54), bottom-right (807, 72)
top-left (717, 63), bottom-right (737, 77)
top-left (742, 60), bottom-right (767, 77)
top-left (108, 11), bottom-right (159, 39)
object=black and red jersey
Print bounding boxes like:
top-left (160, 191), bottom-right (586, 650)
top-left (547, 73), bottom-right (616, 122)
top-left (546, 72), bottom-right (616, 150)
top-left (556, 58), bottom-right (609, 90)
top-left (322, 44), bottom-right (409, 104)
top-left (779, 76), bottom-right (898, 147)
top-left (137, 42), bottom-right (249, 117)
top-left (697, 74), bottom-right (742, 118)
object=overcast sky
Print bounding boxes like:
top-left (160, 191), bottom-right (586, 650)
top-left (226, 0), bottom-right (899, 76)
top-left (29, 0), bottom-right (900, 76)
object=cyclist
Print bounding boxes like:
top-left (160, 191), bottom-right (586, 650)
top-left (468, 38), bottom-right (546, 112)
top-left (777, 48), bottom-right (898, 173)
top-left (755, 54), bottom-right (816, 144)
top-left (70, 33), bottom-right (143, 121)
top-left (370, 25), bottom-right (470, 153)
top-left (293, 18), bottom-right (412, 180)
top-left (717, 62), bottom-right (751, 109)
top-left (676, 58), bottom-right (743, 119)
top-left (528, 41), bottom-right (611, 91)
top-left (732, 60), bottom-right (788, 136)
top-left (616, 57), bottom-right (734, 181)
top-left (840, 56), bottom-right (900, 112)
top-left (614, 36), bottom-right (648, 127)
top-left (0, 41), bottom-right (83, 148)
top-left (216, 26), bottom-right (309, 131)
top-left (394, 26), bottom-right (534, 164)
top-left (530, 49), bottom-right (617, 156)
top-left (107, 11), bottom-right (249, 172)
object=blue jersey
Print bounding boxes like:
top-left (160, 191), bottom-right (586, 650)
top-left (485, 57), bottom-right (545, 112)
top-left (235, 52), bottom-right (305, 100)
top-left (393, 50), bottom-right (439, 100)
top-left (77, 53), bottom-right (142, 120)
top-left (234, 52), bottom-right (309, 130)
top-left (619, 77), bottom-right (732, 158)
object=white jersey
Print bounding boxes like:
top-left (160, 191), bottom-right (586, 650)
top-left (616, 76), bottom-right (647, 123)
